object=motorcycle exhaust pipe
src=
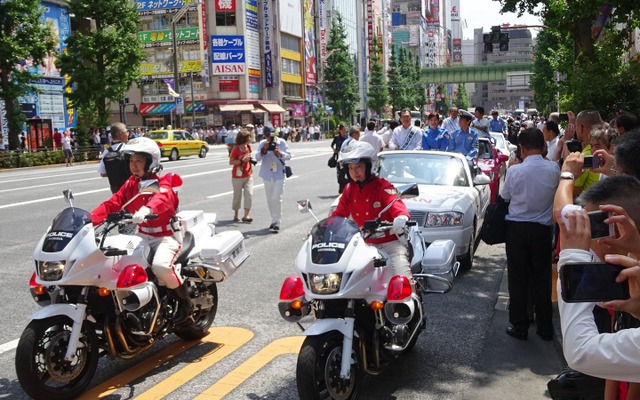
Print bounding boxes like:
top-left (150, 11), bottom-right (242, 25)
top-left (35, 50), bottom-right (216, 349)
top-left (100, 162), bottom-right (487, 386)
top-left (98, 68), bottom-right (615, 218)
top-left (384, 298), bottom-right (415, 325)
top-left (116, 284), bottom-right (154, 312)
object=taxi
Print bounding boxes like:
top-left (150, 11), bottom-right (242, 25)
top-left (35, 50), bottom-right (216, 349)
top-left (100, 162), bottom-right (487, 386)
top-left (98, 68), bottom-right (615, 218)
top-left (147, 129), bottom-right (208, 161)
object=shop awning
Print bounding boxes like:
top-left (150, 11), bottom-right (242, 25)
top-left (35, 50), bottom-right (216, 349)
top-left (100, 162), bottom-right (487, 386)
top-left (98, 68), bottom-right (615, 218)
top-left (219, 104), bottom-right (255, 112)
top-left (251, 108), bottom-right (266, 113)
top-left (260, 103), bottom-right (286, 113)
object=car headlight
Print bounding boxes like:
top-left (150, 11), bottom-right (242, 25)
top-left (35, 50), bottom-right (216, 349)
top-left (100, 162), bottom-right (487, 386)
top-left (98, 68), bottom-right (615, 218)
top-left (309, 273), bottom-right (342, 294)
top-left (425, 212), bottom-right (463, 227)
top-left (37, 261), bottom-right (66, 281)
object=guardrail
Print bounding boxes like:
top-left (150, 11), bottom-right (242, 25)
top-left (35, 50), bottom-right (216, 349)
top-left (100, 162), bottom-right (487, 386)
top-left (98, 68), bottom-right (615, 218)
top-left (0, 146), bottom-right (103, 169)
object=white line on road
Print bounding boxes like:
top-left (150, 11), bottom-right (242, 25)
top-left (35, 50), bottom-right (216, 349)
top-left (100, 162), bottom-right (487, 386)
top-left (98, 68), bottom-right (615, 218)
top-left (204, 175), bottom-right (299, 199)
top-left (0, 339), bottom-right (18, 355)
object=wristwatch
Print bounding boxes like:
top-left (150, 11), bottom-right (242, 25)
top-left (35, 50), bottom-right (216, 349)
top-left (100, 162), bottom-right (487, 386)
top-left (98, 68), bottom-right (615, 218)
top-left (560, 171), bottom-right (575, 180)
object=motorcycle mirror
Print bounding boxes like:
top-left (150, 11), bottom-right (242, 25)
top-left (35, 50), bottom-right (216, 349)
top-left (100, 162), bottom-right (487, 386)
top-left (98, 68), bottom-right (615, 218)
top-left (63, 190), bottom-right (74, 203)
top-left (297, 200), bottom-right (312, 213)
top-left (397, 183), bottom-right (419, 199)
top-left (138, 180), bottom-right (160, 194)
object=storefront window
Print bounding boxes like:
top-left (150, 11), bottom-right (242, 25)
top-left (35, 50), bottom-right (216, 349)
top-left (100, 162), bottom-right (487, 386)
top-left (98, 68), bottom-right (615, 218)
top-left (283, 82), bottom-right (301, 97)
top-left (216, 12), bottom-right (236, 26)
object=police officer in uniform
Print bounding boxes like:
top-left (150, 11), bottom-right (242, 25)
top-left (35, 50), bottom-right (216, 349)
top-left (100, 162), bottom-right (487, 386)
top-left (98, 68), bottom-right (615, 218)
top-left (98, 122), bottom-right (131, 194)
top-left (447, 110), bottom-right (479, 159)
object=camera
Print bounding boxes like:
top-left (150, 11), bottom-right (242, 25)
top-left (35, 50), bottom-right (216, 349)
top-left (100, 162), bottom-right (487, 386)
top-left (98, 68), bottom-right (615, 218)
top-left (566, 139), bottom-right (582, 153)
top-left (249, 158), bottom-right (258, 166)
top-left (560, 262), bottom-right (629, 302)
top-left (267, 139), bottom-right (277, 151)
top-left (582, 155), bottom-right (600, 169)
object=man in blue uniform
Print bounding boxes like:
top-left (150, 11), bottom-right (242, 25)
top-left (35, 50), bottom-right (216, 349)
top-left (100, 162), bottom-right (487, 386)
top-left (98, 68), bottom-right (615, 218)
top-left (447, 110), bottom-right (478, 159)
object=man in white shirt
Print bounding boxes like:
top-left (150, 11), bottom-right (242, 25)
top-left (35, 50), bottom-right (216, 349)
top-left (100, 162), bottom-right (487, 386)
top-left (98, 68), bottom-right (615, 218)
top-left (471, 106), bottom-right (490, 137)
top-left (442, 106), bottom-right (460, 134)
top-left (389, 109), bottom-right (422, 150)
top-left (360, 121), bottom-right (384, 152)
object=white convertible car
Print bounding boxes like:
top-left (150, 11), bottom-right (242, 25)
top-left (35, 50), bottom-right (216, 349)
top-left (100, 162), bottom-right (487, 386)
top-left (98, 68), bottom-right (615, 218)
top-left (377, 151), bottom-right (491, 271)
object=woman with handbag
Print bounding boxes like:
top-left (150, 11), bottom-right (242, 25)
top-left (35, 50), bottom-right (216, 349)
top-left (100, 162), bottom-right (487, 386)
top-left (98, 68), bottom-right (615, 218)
top-left (229, 129), bottom-right (254, 223)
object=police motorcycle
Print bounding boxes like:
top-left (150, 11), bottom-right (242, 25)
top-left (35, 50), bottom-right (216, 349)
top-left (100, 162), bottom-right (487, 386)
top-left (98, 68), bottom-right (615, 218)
top-left (278, 184), bottom-right (459, 400)
top-left (15, 179), bottom-right (249, 400)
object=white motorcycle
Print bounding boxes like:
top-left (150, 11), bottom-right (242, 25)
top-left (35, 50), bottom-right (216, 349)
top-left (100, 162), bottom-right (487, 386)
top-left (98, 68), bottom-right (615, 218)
top-left (15, 179), bottom-right (249, 399)
top-left (278, 184), bottom-right (459, 400)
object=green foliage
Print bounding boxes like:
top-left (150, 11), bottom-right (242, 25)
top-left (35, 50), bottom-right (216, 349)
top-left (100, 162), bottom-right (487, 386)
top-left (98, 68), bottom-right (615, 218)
top-left (0, 0), bottom-right (57, 150)
top-left (387, 44), bottom-right (400, 114)
top-left (387, 46), bottom-right (426, 114)
top-left (324, 13), bottom-right (359, 121)
top-left (58, 0), bottom-right (144, 127)
top-left (455, 84), bottom-right (470, 110)
top-left (367, 37), bottom-right (389, 116)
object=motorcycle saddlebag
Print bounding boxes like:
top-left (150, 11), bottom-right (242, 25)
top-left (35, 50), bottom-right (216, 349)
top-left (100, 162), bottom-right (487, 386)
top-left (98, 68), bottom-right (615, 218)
top-left (200, 231), bottom-right (249, 281)
top-left (419, 240), bottom-right (459, 292)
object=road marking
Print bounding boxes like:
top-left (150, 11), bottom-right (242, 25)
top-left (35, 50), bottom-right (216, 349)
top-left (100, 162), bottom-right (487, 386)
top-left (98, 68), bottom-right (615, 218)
top-left (0, 188), bottom-right (110, 209)
top-left (0, 339), bottom-right (18, 355)
top-left (205, 175), bottom-right (299, 199)
top-left (194, 336), bottom-right (304, 400)
top-left (77, 327), bottom-right (253, 400)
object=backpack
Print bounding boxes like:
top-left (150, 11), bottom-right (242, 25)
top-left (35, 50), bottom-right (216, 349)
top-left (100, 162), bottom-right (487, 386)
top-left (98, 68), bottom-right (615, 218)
top-left (103, 143), bottom-right (131, 193)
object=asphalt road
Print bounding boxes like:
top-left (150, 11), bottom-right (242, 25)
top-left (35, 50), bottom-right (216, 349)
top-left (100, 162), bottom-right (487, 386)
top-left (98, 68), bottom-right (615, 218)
top-left (0, 140), bottom-right (564, 399)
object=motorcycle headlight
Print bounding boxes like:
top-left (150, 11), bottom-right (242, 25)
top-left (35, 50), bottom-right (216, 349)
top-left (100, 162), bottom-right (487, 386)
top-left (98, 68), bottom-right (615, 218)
top-left (425, 212), bottom-right (463, 227)
top-left (38, 261), bottom-right (66, 281)
top-left (309, 273), bottom-right (342, 294)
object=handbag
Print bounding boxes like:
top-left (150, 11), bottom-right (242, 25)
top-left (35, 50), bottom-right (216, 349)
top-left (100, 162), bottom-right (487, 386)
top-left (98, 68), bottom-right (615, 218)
top-left (328, 153), bottom-right (338, 168)
top-left (279, 158), bottom-right (293, 178)
top-left (479, 195), bottom-right (509, 245)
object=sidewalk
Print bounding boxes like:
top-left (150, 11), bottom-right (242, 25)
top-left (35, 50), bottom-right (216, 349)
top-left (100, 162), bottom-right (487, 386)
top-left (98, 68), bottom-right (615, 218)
top-left (467, 266), bottom-right (567, 400)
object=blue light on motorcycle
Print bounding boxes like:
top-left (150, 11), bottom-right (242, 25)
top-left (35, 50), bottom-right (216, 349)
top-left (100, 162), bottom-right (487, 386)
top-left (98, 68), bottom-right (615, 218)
top-left (117, 264), bottom-right (148, 288)
top-left (279, 276), bottom-right (304, 300)
top-left (387, 275), bottom-right (412, 301)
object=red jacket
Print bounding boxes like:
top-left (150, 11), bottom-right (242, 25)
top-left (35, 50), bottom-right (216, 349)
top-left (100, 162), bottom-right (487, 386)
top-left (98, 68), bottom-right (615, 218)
top-left (331, 176), bottom-right (410, 244)
top-left (91, 174), bottom-right (179, 237)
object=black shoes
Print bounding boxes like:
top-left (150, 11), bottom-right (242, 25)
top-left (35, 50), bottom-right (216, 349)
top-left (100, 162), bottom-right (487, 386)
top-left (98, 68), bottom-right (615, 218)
top-left (269, 223), bottom-right (280, 232)
top-left (536, 330), bottom-right (553, 341)
top-left (506, 326), bottom-right (528, 340)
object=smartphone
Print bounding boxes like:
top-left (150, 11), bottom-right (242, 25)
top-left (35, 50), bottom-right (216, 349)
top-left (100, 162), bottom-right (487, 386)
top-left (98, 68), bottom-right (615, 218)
top-left (559, 113), bottom-right (569, 122)
top-left (582, 155), bottom-right (600, 169)
top-left (560, 262), bottom-right (630, 303)
top-left (566, 139), bottom-right (582, 153)
top-left (587, 210), bottom-right (614, 239)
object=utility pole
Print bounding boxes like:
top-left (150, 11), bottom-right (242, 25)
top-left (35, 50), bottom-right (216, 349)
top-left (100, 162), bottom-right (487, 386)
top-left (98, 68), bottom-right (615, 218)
top-left (171, 0), bottom-right (199, 128)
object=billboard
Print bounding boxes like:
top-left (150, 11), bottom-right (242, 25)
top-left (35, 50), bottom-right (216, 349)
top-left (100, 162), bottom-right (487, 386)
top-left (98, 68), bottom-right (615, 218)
top-left (303, 0), bottom-right (316, 84)
top-left (246, 0), bottom-right (261, 75)
top-left (425, 0), bottom-right (439, 26)
top-left (211, 35), bottom-right (246, 75)
top-left (279, 0), bottom-right (302, 37)
top-left (137, 28), bottom-right (200, 48)
top-left (262, 0), bottom-right (273, 87)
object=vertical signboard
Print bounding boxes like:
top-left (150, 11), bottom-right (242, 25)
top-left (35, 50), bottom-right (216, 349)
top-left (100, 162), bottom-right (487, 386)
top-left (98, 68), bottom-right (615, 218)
top-left (366, 0), bottom-right (373, 59)
top-left (450, 0), bottom-right (462, 66)
top-left (262, 0), bottom-right (273, 87)
top-left (318, 0), bottom-right (327, 65)
top-left (246, 0), bottom-right (261, 79)
top-left (200, 2), bottom-right (210, 87)
top-left (215, 0), bottom-right (236, 11)
top-left (425, 0), bottom-right (439, 26)
top-left (303, 0), bottom-right (316, 84)
top-left (0, 100), bottom-right (7, 149)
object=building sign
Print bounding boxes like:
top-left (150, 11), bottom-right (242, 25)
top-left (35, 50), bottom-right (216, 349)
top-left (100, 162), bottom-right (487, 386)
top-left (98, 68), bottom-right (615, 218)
top-left (140, 60), bottom-right (202, 76)
top-left (137, 28), bottom-right (200, 48)
top-left (426, 0), bottom-right (440, 26)
top-left (367, 0), bottom-right (373, 59)
top-left (452, 38), bottom-right (462, 64)
top-left (215, 0), bottom-right (235, 11)
top-left (450, 4), bottom-right (460, 22)
top-left (219, 76), bottom-right (240, 92)
top-left (139, 101), bottom-right (205, 115)
top-left (318, 0), bottom-right (327, 65)
top-left (136, 0), bottom-right (197, 15)
top-left (249, 76), bottom-right (259, 93)
top-left (245, 0), bottom-right (261, 74)
top-left (211, 35), bottom-right (246, 76)
top-left (262, 0), bottom-right (273, 87)
top-left (303, 0), bottom-right (316, 84)
top-left (290, 103), bottom-right (305, 117)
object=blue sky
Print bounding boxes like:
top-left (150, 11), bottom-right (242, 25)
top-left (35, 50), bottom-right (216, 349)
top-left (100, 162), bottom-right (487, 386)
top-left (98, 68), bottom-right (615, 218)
top-left (461, 0), bottom-right (543, 39)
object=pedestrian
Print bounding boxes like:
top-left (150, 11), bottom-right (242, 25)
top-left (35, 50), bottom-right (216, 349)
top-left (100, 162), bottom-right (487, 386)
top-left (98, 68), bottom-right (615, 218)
top-left (62, 130), bottom-right (74, 166)
top-left (501, 128), bottom-right (560, 341)
top-left (229, 129), bottom-right (254, 223)
top-left (331, 124), bottom-right (348, 193)
top-left (98, 122), bottom-right (131, 193)
top-left (360, 121), bottom-right (384, 152)
top-left (255, 126), bottom-right (291, 232)
top-left (53, 128), bottom-right (63, 150)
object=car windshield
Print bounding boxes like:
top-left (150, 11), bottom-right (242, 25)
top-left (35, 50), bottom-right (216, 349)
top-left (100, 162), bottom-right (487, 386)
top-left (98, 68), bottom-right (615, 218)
top-left (491, 134), bottom-right (505, 148)
top-left (378, 153), bottom-right (469, 186)
top-left (42, 207), bottom-right (92, 252)
top-left (309, 217), bottom-right (359, 264)
top-left (148, 131), bottom-right (168, 140)
top-left (478, 141), bottom-right (493, 159)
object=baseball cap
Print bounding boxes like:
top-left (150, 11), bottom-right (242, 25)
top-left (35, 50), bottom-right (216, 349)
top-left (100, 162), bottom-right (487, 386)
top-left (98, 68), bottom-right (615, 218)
top-left (263, 126), bottom-right (274, 135)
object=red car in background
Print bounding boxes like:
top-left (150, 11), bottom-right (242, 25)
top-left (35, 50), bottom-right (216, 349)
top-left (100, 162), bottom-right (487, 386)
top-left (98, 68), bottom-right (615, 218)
top-left (476, 137), bottom-right (509, 203)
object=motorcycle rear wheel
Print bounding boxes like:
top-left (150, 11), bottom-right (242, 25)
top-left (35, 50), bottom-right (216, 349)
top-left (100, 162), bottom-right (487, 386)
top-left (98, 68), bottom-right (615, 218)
top-left (15, 316), bottom-right (99, 400)
top-left (175, 282), bottom-right (218, 340)
top-left (297, 332), bottom-right (363, 400)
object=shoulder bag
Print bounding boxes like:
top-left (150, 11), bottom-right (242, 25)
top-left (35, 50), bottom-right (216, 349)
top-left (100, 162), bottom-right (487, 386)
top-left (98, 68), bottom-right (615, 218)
top-left (479, 195), bottom-right (509, 245)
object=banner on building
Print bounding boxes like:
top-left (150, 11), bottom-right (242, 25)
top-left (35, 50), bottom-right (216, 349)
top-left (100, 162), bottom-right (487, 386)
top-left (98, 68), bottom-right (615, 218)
top-left (262, 0), bottom-right (273, 87)
top-left (137, 28), bottom-right (200, 48)
top-left (318, 0), bottom-right (327, 65)
top-left (215, 0), bottom-right (236, 11)
top-left (211, 35), bottom-right (246, 75)
top-left (136, 0), bottom-right (196, 15)
top-left (425, 0), bottom-right (440, 26)
top-left (246, 0), bottom-right (261, 74)
top-left (303, 0), bottom-right (316, 84)
top-left (219, 76), bottom-right (240, 92)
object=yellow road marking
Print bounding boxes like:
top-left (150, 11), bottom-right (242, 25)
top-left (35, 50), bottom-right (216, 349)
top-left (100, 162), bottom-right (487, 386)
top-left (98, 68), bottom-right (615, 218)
top-left (194, 336), bottom-right (305, 400)
top-left (78, 327), bottom-right (253, 400)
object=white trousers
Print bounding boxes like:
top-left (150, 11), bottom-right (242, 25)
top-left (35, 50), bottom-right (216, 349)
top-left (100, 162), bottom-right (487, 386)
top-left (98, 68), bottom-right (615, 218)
top-left (263, 178), bottom-right (285, 224)
top-left (375, 240), bottom-right (412, 278)
top-left (139, 233), bottom-right (182, 289)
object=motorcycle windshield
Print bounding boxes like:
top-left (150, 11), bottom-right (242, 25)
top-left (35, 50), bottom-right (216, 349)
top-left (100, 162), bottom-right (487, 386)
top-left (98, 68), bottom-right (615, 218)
top-left (42, 207), bottom-right (93, 253)
top-left (310, 217), bottom-right (359, 264)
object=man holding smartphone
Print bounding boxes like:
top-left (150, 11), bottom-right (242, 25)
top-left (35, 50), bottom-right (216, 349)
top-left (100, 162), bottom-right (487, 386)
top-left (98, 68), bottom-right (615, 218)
top-left (500, 128), bottom-right (560, 341)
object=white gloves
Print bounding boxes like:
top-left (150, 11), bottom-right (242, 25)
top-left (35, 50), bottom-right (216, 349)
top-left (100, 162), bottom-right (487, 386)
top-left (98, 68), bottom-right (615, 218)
top-left (132, 206), bottom-right (152, 224)
top-left (392, 215), bottom-right (409, 235)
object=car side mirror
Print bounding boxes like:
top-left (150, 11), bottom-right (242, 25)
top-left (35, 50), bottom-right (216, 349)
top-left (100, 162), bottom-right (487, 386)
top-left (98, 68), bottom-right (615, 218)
top-left (473, 173), bottom-right (492, 186)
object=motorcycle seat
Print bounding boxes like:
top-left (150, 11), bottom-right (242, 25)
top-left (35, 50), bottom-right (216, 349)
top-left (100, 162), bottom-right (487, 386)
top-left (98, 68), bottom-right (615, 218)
top-left (174, 231), bottom-right (195, 266)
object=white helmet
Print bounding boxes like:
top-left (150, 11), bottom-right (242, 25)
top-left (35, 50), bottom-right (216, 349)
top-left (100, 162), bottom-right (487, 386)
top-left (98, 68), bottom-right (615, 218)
top-left (122, 137), bottom-right (161, 174)
top-left (338, 140), bottom-right (378, 165)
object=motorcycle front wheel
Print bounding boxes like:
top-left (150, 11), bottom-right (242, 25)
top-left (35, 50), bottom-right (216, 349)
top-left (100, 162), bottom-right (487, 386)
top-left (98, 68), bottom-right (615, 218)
top-left (296, 332), bottom-right (363, 400)
top-left (175, 282), bottom-right (218, 340)
top-left (15, 316), bottom-right (99, 400)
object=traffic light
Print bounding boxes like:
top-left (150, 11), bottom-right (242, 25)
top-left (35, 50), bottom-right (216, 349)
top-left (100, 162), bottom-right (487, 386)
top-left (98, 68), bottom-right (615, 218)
top-left (499, 32), bottom-right (509, 51)
top-left (483, 33), bottom-right (493, 53)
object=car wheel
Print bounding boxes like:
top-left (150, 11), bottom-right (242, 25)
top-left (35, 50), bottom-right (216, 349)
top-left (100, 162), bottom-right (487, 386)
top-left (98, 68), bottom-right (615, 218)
top-left (459, 228), bottom-right (475, 271)
top-left (198, 146), bottom-right (207, 158)
top-left (169, 148), bottom-right (179, 161)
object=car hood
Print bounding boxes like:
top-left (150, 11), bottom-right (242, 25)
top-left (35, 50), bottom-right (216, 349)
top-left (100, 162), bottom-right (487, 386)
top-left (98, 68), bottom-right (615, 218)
top-left (403, 184), bottom-right (474, 212)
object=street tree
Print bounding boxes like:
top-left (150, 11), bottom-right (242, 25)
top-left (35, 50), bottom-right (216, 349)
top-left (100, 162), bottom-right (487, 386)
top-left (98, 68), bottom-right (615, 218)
top-left (57, 0), bottom-right (143, 129)
top-left (455, 84), bottom-right (470, 111)
top-left (394, 47), bottom-right (413, 111)
top-left (367, 37), bottom-right (388, 117)
top-left (387, 44), bottom-right (400, 115)
top-left (412, 55), bottom-right (426, 112)
top-left (324, 13), bottom-right (359, 122)
top-left (0, 0), bottom-right (56, 150)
